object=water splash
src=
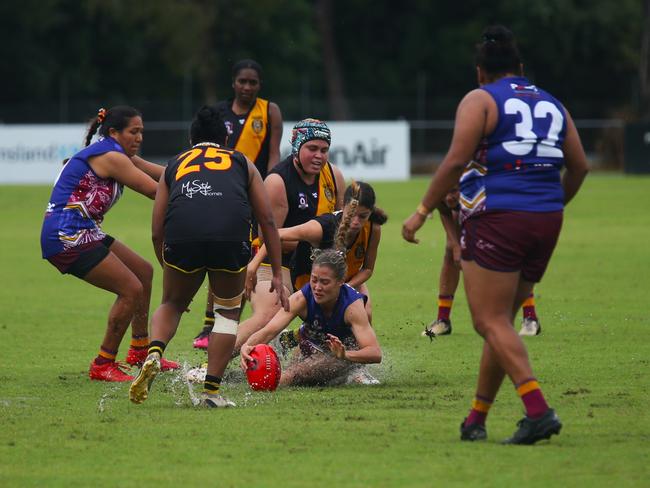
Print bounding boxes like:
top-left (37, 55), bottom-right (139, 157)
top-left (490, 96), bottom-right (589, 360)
top-left (166, 359), bottom-right (202, 407)
top-left (97, 383), bottom-right (121, 413)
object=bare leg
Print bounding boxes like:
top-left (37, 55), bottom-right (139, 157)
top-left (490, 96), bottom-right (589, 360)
top-left (150, 266), bottom-right (206, 344)
top-left (107, 239), bottom-right (154, 338)
top-left (83, 252), bottom-right (144, 353)
top-left (280, 353), bottom-right (352, 387)
top-left (206, 270), bottom-right (246, 379)
top-left (205, 290), bottom-right (215, 317)
top-left (462, 260), bottom-right (534, 387)
top-left (473, 275), bottom-right (537, 400)
top-left (439, 246), bottom-right (461, 296)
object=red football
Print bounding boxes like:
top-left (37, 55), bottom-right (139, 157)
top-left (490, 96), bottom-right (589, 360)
top-left (246, 344), bottom-right (281, 391)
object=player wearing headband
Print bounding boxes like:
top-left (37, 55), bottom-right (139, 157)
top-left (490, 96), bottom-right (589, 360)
top-left (233, 118), bottom-right (345, 355)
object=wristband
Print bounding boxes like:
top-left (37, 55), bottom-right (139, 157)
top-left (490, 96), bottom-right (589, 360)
top-left (416, 203), bottom-right (431, 217)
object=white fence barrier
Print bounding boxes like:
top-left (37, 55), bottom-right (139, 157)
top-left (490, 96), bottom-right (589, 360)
top-left (0, 121), bottom-right (411, 184)
top-left (280, 121), bottom-right (410, 181)
top-left (0, 125), bottom-right (85, 184)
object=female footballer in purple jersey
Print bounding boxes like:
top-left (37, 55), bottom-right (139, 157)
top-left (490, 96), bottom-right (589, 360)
top-left (402, 25), bottom-right (588, 444)
top-left (41, 106), bottom-right (178, 382)
top-left (240, 249), bottom-right (382, 387)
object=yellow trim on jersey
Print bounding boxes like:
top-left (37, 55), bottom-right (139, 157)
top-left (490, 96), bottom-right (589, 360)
top-left (234, 98), bottom-right (269, 163)
top-left (344, 220), bottom-right (372, 281)
top-left (317, 162), bottom-right (337, 215)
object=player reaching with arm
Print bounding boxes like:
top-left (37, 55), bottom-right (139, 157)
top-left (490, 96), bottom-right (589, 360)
top-left (41, 106), bottom-right (178, 382)
top-left (240, 248), bottom-right (382, 387)
top-left (233, 119), bottom-right (345, 355)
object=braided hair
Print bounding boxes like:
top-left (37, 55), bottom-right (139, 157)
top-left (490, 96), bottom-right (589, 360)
top-left (312, 248), bottom-right (347, 282)
top-left (334, 181), bottom-right (361, 252)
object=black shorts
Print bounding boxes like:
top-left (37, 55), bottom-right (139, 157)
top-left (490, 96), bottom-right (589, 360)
top-left (47, 235), bottom-right (115, 279)
top-left (163, 241), bottom-right (251, 274)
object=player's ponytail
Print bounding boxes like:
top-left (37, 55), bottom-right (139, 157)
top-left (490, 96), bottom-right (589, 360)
top-left (83, 108), bottom-right (106, 147)
top-left (334, 181), bottom-right (361, 252)
top-left (83, 106), bottom-right (141, 147)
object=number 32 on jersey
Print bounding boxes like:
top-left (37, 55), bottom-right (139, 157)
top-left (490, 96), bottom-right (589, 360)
top-left (175, 146), bottom-right (233, 181)
top-left (502, 98), bottom-right (565, 158)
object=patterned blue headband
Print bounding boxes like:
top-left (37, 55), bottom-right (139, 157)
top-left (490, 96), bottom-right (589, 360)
top-left (291, 118), bottom-right (331, 157)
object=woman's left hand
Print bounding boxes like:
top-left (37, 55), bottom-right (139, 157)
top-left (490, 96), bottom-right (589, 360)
top-left (326, 334), bottom-right (346, 360)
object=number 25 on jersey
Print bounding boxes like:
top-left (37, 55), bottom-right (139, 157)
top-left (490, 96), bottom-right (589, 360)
top-left (175, 146), bottom-right (233, 181)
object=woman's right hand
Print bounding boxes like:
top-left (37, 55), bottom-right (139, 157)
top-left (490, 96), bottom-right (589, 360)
top-left (401, 212), bottom-right (427, 244)
top-left (245, 266), bottom-right (258, 299)
top-left (240, 344), bottom-right (255, 371)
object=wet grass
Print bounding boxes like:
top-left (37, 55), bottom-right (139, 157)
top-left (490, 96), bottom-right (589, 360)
top-left (1, 175), bottom-right (649, 487)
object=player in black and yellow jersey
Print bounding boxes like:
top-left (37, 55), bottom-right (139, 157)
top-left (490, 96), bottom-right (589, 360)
top-left (234, 118), bottom-right (346, 354)
top-left (215, 59), bottom-right (282, 179)
top-left (194, 59), bottom-right (283, 349)
top-left (129, 106), bottom-right (288, 408)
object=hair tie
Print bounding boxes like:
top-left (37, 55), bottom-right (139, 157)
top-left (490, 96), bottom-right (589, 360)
top-left (97, 108), bottom-right (106, 124)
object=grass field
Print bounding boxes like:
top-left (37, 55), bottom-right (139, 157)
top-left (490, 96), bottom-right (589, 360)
top-left (1, 174), bottom-right (649, 487)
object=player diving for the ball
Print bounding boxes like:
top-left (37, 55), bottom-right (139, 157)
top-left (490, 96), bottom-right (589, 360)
top-left (240, 205), bottom-right (382, 386)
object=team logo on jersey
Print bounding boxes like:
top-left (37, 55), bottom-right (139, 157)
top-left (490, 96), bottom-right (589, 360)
top-left (252, 118), bottom-right (264, 134)
top-left (224, 121), bottom-right (234, 135)
top-left (324, 186), bottom-right (333, 201)
top-left (45, 202), bottom-right (55, 213)
top-left (355, 244), bottom-right (365, 259)
top-left (181, 180), bottom-right (223, 199)
top-left (298, 192), bottom-right (309, 209)
top-left (510, 83), bottom-right (539, 94)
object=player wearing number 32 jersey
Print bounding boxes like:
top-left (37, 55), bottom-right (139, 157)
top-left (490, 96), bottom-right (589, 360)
top-left (459, 76), bottom-right (567, 221)
top-left (402, 25), bottom-right (588, 445)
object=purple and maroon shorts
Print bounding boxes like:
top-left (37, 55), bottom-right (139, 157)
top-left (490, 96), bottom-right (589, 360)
top-left (460, 211), bottom-right (563, 283)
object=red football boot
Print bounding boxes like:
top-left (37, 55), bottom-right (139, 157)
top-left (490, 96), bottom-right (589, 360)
top-left (125, 347), bottom-right (180, 371)
top-left (89, 359), bottom-right (135, 382)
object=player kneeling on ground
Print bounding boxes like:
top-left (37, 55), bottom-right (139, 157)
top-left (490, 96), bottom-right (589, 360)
top-left (129, 105), bottom-right (288, 408)
top-left (240, 248), bottom-right (382, 387)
